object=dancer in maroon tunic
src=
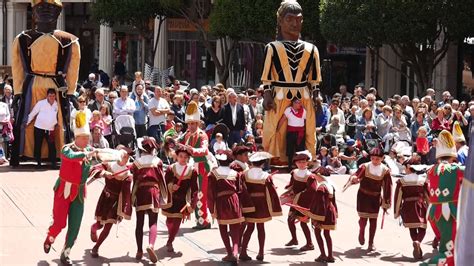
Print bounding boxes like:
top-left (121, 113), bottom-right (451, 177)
top-left (394, 157), bottom-right (429, 260)
top-left (162, 145), bottom-right (198, 253)
top-left (208, 151), bottom-right (246, 262)
top-left (349, 148), bottom-right (392, 251)
top-left (230, 146), bottom-right (251, 173)
top-left (240, 152), bottom-right (282, 261)
top-left (283, 150), bottom-right (314, 251)
top-left (311, 169), bottom-right (338, 263)
top-left (89, 146), bottom-right (133, 258)
top-left (131, 137), bottom-right (168, 263)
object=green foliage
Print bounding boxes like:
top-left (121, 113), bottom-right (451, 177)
top-left (210, 0), bottom-right (322, 42)
top-left (321, 0), bottom-right (473, 47)
top-left (91, 0), bottom-right (167, 32)
top-left (320, 0), bottom-right (474, 91)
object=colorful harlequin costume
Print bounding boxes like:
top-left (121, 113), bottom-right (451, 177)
top-left (261, 2), bottom-right (321, 163)
top-left (162, 153), bottom-right (198, 252)
top-left (178, 101), bottom-right (216, 229)
top-left (350, 148), bottom-right (392, 251)
top-left (42, 112), bottom-right (93, 265)
top-left (426, 130), bottom-right (464, 266)
top-left (11, 0), bottom-right (80, 165)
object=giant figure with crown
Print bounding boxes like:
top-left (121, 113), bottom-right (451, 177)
top-left (10, 0), bottom-right (80, 166)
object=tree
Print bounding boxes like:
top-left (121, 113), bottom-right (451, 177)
top-left (91, 0), bottom-right (169, 67)
top-left (165, 0), bottom-right (323, 85)
top-left (321, 0), bottom-right (474, 94)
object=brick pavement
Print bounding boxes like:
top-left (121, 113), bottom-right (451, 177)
top-left (0, 164), bottom-right (436, 265)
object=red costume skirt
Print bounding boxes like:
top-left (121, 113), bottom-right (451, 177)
top-left (215, 191), bottom-right (244, 225)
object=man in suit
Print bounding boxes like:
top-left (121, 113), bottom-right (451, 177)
top-left (223, 91), bottom-right (246, 148)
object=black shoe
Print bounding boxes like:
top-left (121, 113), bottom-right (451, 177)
top-left (60, 252), bottom-right (72, 265)
top-left (192, 223), bottom-right (211, 230)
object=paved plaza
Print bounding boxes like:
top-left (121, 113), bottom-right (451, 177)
top-left (1, 164), bottom-right (435, 265)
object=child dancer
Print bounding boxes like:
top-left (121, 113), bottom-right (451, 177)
top-left (229, 146), bottom-right (251, 173)
top-left (311, 168), bottom-right (338, 263)
top-left (208, 151), bottom-right (246, 262)
top-left (394, 157), bottom-right (429, 260)
top-left (89, 146), bottom-right (133, 258)
top-left (284, 150), bottom-right (314, 251)
top-left (131, 137), bottom-right (168, 263)
top-left (240, 152), bottom-right (282, 261)
top-left (349, 148), bottom-right (392, 251)
top-left (162, 145), bottom-right (198, 253)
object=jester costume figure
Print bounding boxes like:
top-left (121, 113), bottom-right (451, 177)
top-left (261, 1), bottom-right (321, 163)
top-left (426, 130), bottom-right (464, 266)
top-left (179, 101), bottom-right (216, 229)
top-left (11, 0), bottom-right (80, 166)
top-left (42, 112), bottom-right (94, 265)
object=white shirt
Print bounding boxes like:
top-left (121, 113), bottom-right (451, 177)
top-left (230, 103), bottom-right (237, 126)
top-left (27, 99), bottom-right (58, 130)
top-left (213, 141), bottom-right (228, 153)
top-left (284, 107), bottom-right (306, 127)
top-left (148, 97), bottom-right (170, 126)
top-left (70, 108), bottom-right (92, 130)
top-left (0, 102), bottom-right (10, 122)
top-left (113, 97), bottom-right (136, 118)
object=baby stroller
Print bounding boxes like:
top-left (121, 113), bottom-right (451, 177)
top-left (113, 115), bottom-right (137, 149)
top-left (209, 123), bottom-right (230, 153)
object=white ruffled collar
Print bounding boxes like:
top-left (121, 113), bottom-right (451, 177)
top-left (247, 168), bottom-right (269, 181)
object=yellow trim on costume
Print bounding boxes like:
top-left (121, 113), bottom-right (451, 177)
top-left (96, 218), bottom-right (118, 225)
top-left (319, 224), bottom-right (336, 231)
top-left (172, 164), bottom-right (193, 180)
top-left (241, 207), bottom-right (256, 213)
top-left (135, 204), bottom-right (160, 213)
top-left (161, 210), bottom-right (184, 219)
top-left (266, 186), bottom-right (282, 217)
top-left (394, 186), bottom-right (403, 219)
top-left (245, 217), bottom-right (272, 223)
top-left (402, 222), bottom-right (427, 229)
top-left (217, 217), bottom-right (245, 225)
top-left (358, 211), bottom-right (379, 219)
top-left (364, 163), bottom-right (389, 181)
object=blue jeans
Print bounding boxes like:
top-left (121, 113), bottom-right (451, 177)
top-left (147, 124), bottom-right (165, 142)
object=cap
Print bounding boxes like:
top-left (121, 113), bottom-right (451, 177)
top-left (73, 111), bottom-right (90, 137)
top-left (249, 151), bottom-right (273, 162)
top-left (293, 150), bottom-right (312, 162)
top-left (185, 101), bottom-right (200, 123)
top-left (138, 137), bottom-right (159, 154)
top-left (346, 139), bottom-right (356, 147)
top-left (436, 130), bottom-right (457, 159)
